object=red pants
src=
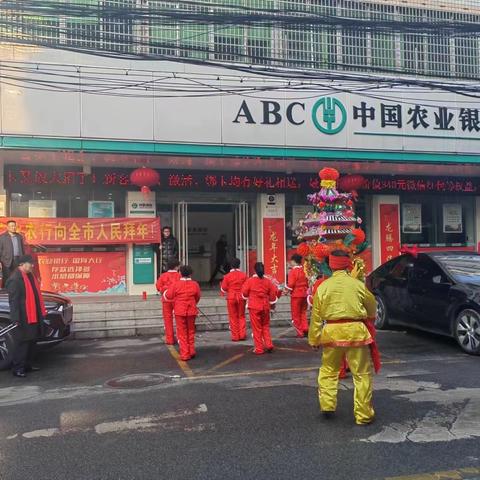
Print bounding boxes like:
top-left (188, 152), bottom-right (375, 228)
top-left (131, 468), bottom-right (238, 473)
top-left (227, 298), bottom-right (247, 341)
top-left (291, 297), bottom-right (308, 336)
top-left (249, 308), bottom-right (273, 355)
top-left (162, 301), bottom-right (176, 344)
top-left (176, 315), bottom-right (196, 361)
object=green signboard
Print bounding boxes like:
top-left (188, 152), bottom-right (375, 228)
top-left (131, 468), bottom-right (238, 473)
top-left (132, 244), bottom-right (154, 285)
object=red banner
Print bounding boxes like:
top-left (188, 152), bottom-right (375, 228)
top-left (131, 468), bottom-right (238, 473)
top-left (3, 217), bottom-right (161, 245)
top-left (263, 218), bottom-right (286, 284)
top-left (379, 204), bottom-right (401, 264)
top-left (38, 252), bottom-right (126, 295)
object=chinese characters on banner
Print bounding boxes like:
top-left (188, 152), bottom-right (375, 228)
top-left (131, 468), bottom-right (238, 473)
top-left (38, 252), bottom-right (126, 295)
top-left (3, 218), bottom-right (161, 245)
top-left (262, 218), bottom-right (286, 285)
top-left (379, 204), bottom-right (401, 264)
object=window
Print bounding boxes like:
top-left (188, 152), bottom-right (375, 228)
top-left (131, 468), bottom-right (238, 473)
top-left (400, 195), bottom-right (475, 247)
top-left (342, 28), bottom-right (367, 70)
top-left (411, 256), bottom-right (445, 283)
top-left (214, 27), bottom-right (244, 62)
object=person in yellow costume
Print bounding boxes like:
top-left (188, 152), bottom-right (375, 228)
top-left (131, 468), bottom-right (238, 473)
top-left (308, 250), bottom-right (378, 425)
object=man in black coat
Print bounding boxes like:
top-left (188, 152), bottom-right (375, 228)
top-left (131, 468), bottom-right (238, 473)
top-left (161, 226), bottom-right (179, 273)
top-left (0, 220), bottom-right (26, 282)
top-left (6, 255), bottom-right (45, 378)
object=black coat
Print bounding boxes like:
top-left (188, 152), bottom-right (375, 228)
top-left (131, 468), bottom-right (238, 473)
top-left (0, 232), bottom-right (25, 269)
top-left (6, 270), bottom-right (42, 342)
top-left (161, 236), bottom-right (179, 272)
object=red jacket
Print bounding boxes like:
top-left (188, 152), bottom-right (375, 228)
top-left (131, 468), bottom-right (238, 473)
top-left (286, 266), bottom-right (308, 298)
top-left (156, 270), bottom-right (181, 298)
top-left (221, 269), bottom-right (248, 301)
top-left (241, 275), bottom-right (278, 311)
top-left (164, 278), bottom-right (201, 317)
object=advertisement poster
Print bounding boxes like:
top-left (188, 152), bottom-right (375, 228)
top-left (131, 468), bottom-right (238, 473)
top-left (262, 217), bottom-right (286, 285)
top-left (2, 217), bottom-right (161, 245)
top-left (443, 204), bottom-right (463, 233)
top-left (28, 200), bottom-right (57, 218)
top-left (37, 252), bottom-right (127, 295)
top-left (402, 203), bottom-right (422, 234)
top-left (380, 204), bottom-right (401, 264)
top-left (88, 201), bottom-right (115, 218)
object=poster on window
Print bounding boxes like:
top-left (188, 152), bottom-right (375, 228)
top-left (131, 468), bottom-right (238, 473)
top-left (443, 204), bottom-right (463, 233)
top-left (402, 204), bottom-right (422, 234)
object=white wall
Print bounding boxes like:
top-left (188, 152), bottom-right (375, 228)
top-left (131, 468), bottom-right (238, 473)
top-left (1, 45), bottom-right (480, 156)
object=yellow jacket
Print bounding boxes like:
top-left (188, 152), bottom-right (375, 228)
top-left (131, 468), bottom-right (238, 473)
top-left (308, 271), bottom-right (377, 348)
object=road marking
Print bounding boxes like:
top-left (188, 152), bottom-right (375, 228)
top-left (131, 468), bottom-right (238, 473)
top-left (207, 353), bottom-right (247, 373)
top-left (276, 346), bottom-right (311, 353)
top-left (166, 345), bottom-right (195, 378)
top-left (274, 327), bottom-right (294, 339)
top-left (7, 404), bottom-right (210, 440)
top-left (385, 467), bottom-right (480, 480)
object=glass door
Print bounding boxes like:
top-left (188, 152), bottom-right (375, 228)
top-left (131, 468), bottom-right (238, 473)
top-left (234, 202), bottom-right (249, 275)
top-left (173, 201), bottom-right (189, 265)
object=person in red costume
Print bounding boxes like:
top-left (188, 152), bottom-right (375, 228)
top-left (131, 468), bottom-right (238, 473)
top-left (156, 258), bottom-right (181, 345)
top-left (220, 258), bottom-right (248, 342)
top-left (241, 262), bottom-right (278, 355)
top-left (164, 265), bottom-right (201, 361)
top-left (285, 254), bottom-right (309, 337)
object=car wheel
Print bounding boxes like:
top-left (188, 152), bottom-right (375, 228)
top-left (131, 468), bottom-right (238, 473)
top-left (375, 295), bottom-right (389, 330)
top-left (454, 309), bottom-right (480, 355)
top-left (0, 328), bottom-right (16, 370)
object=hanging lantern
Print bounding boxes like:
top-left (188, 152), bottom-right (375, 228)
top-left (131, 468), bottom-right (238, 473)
top-left (130, 167), bottom-right (160, 199)
top-left (337, 174), bottom-right (365, 200)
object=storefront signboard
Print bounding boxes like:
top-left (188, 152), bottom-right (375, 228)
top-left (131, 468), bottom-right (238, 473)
top-left (443, 204), bottom-right (463, 233)
top-left (2, 217), bottom-right (161, 245)
top-left (127, 192), bottom-right (156, 218)
top-left (379, 204), bottom-right (401, 264)
top-left (37, 252), bottom-right (127, 295)
top-left (402, 204), bottom-right (422, 234)
top-left (88, 201), bottom-right (115, 218)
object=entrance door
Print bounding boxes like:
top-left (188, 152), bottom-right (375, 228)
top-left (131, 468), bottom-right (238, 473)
top-left (235, 202), bottom-right (249, 274)
top-left (173, 201), bottom-right (188, 265)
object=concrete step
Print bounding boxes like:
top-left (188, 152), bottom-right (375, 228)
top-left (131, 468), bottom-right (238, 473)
top-left (70, 294), bottom-right (294, 339)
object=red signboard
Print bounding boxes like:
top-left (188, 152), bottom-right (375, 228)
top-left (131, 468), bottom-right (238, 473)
top-left (38, 252), bottom-right (126, 295)
top-left (263, 218), bottom-right (286, 285)
top-left (3, 217), bottom-right (161, 245)
top-left (379, 204), bottom-right (401, 264)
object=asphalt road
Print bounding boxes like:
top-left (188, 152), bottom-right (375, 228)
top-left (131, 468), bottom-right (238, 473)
top-left (0, 327), bottom-right (479, 480)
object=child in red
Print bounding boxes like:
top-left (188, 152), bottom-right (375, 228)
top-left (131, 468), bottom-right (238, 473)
top-left (241, 262), bottom-right (278, 355)
top-left (156, 259), bottom-right (181, 345)
top-left (221, 258), bottom-right (248, 341)
top-left (164, 265), bottom-right (201, 361)
top-left (285, 254), bottom-right (309, 337)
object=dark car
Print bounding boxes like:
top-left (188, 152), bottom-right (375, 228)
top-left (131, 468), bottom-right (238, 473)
top-left (0, 290), bottom-right (73, 369)
top-left (367, 252), bottom-right (480, 355)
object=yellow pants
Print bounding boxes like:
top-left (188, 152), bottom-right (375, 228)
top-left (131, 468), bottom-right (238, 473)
top-left (318, 346), bottom-right (375, 425)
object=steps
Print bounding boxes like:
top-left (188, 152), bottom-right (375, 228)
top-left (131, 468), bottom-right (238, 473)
top-left (72, 294), bottom-right (294, 339)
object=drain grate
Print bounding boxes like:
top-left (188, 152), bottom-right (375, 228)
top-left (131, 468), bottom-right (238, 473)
top-left (105, 373), bottom-right (172, 390)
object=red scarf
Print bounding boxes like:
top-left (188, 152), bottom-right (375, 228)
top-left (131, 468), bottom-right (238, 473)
top-left (20, 271), bottom-right (47, 324)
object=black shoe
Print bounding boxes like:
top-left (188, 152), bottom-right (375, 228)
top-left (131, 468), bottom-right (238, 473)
top-left (25, 366), bottom-right (40, 372)
top-left (266, 348), bottom-right (274, 353)
top-left (12, 370), bottom-right (26, 378)
top-left (321, 411), bottom-right (335, 419)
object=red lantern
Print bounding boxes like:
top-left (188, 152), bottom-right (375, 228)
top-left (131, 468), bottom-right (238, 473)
top-left (130, 167), bottom-right (160, 199)
top-left (337, 174), bottom-right (365, 193)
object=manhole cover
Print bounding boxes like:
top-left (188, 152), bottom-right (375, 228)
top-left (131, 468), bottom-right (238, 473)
top-left (105, 373), bottom-right (172, 389)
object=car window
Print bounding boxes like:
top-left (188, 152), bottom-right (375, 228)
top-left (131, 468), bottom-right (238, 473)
top-left (389, 256), bottom-right (413, 280)
top-left (435, 255), bottom-right (480, 285)
top-left (411, 257), bottom-right (447, 283)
